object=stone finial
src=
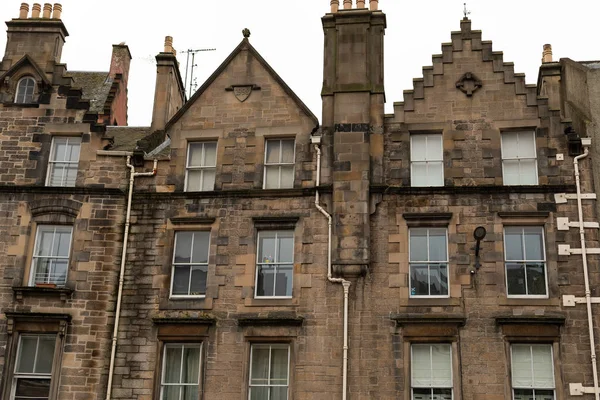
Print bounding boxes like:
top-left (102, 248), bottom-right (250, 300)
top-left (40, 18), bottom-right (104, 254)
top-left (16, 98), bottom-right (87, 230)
top-left (164, 36), bottom-right (174, 54)
top-left (357, 0), bottom-right (365, 7)
top-left (330, 0), bottom-right (339, 12)
top-left (542, 44), bottom-right (553, 63)
top-left (19, 3), bottom-right (29, 19)
top-left (343, 0), bottom-right (352, 9)
top-left (242, 28), bottom-right (251, 38)
top-left (369, 0), bottom-right (378, 10)
top-left (43, 3), bottom-right (52, 18)
top-left (52, 3), bottom-right (62, 19)
top-left (31, 3), bottom-right (41, 18)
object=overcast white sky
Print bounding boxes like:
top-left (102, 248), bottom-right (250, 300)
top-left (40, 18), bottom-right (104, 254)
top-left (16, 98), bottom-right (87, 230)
top-left (0, 0), bottom-right (598, 126)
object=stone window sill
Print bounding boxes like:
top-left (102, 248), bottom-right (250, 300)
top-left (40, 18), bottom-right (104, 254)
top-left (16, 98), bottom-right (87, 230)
top-left (13, 286), bottom-right (73, 301)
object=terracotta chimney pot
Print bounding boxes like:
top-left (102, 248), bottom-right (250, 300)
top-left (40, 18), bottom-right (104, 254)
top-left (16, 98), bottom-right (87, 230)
top-left (330, 0), bottom-right (339, 12)
top-left (357, 0), bottom-right (365, 8)
top-left (43, 3), bottom-right (52, 18)
top-left (343, 0), bottom-right (352, 9)
top-left (164, 36), bottom-right (174, 54)
top-left (542, 44), bottom-right (553, 63)
top-left (31, 3), bottom-right (41, 18)
top-left (369, 0), bottom-right (378, 10)
top-left (52, 3), bottom-right (61, 19)
top-left (19, 3), bottom-right (29, 19)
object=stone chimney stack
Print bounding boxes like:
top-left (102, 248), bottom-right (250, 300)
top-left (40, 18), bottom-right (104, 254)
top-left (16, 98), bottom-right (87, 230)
top-left (1, 2), bottom-right (69, 77)
top-left (321, 2), bottom-right (386, 277)
top-left (42, 3), bottom-right (52, 18)
top-left (151, 36), bottom-right (186, 132)
top-left (542, 44), bottom-right (553, 63)
top-left (19, 3), bottom-right (29, 19)
top-left (52, 3), bottom-right (62, 19)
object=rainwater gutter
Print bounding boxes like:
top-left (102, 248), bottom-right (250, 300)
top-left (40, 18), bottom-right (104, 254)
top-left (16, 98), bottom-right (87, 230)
top-left (312, 136), bottom-right (351, 400)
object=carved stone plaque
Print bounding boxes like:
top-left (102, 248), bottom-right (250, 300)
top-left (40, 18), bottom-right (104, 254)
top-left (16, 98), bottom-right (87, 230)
top-left (233, 86), bottom-right (253, 102)
top-left (455, 72), bottom-right (482, 97)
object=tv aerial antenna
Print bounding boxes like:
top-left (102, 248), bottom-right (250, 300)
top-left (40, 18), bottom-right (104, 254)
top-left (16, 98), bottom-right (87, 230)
top-left (183, 47), bottom-right (216, 99)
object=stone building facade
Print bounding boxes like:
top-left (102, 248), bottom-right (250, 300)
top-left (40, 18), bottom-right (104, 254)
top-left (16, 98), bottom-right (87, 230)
top-left (0, 1), bottom-right (599, 400)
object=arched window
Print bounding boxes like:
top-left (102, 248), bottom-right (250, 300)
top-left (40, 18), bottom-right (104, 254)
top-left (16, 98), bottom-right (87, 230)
top-left (15, 76), bottom-right (35, 104)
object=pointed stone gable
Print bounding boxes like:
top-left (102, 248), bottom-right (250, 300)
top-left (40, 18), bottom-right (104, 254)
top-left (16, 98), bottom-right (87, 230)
top-left (391, 18), bottom-right (548, 124)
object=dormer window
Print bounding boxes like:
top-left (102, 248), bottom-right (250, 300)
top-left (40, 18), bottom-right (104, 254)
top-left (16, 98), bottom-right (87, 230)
top-left (15, 76), bottom-right (35, 104)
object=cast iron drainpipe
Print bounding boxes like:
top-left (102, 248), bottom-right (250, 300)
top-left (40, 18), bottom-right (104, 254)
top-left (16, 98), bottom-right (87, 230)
top-left (105, 156), bottom-right (157, 400)
top-left (573, 145), bottom-right (600, 400)
top-left (313, 141), bottom-right (351, 400)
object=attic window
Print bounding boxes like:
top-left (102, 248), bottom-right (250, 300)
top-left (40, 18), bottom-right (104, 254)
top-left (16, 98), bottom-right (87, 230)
top-left (15, 77), bottom-right (35, 104)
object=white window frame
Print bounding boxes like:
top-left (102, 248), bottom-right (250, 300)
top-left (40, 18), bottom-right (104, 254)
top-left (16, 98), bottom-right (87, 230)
top-left (45, 136), bottom-right (81, 187)
top-left (29, 225), bottom-right (73, 287)
top-left (248, 344), bottom-right (290, 400)
top-left (254, 231), bottom-right (294, 299)
top-left (263, 138), bottom-right (295, 189)
top-left (510, 344), bottom-right (555, 400)
top-left (184, 141), bottom-right (217, 192)
top-left (10, 334), bottom-right (56, 400)
top-left (410, 133), bottom-right (444, 187)
top-left (169, 231), bottom-right (210, 298)
top-left (160, 343), bottom-right (203, 400)
top-left (15, 76), bottom-right (35, 104)
top-left (411, 344), bottom-right (453, 400)
top-left (503, 227), bottom-right (548, 299)
top-left (501, 131), bottom-right (538, 185)
top-left (409, 228), bottom-right (450, 298)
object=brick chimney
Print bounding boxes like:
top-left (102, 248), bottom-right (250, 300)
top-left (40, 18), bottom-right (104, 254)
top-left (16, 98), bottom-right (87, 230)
top-left (151, 36), bottom-right (186, 132)
top-left (0, 2), bottom-right (68, 79)
top-left (107, 43), bottom-right (132, 125)
top-left (322, 2), bottom-right (386, 277)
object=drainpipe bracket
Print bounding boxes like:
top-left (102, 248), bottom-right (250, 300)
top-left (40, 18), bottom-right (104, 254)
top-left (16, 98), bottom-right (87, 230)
top-left (570, 383), bottom-right (600, 395)
top-left (563, 295), bottom-right (600, 307)
top-left (555, 193), bottom-right (597, 204)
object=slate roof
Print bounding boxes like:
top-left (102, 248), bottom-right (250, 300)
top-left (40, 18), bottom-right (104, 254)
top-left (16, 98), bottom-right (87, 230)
top-left (106, 126), bottom-right (152, 151)
top-left (69, 71), bottom-right (112, 113)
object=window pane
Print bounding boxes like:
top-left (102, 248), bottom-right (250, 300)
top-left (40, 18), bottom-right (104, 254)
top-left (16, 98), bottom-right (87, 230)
top-left (51, 259), bottom-right (68, 285)
top-left (191, 232), bottom-right (210, 264)
top-left (203, 142), bottom-right (217, 166)
top-left (162, 385), bottom-right (180, 400)
top-left (411, 162), bottom-right (428, 187)
top-left (411, 135), bottom-right (427, 161)
top-left (35, 336), bottom-right (55, 374)
top-left (280, 166), bottom-right (294, 188)
top-left (410, 264), bottom-right (429, 296)
top-left (256, 265), bottom-right (275, 297)
top-left (182, 346), bottom-right (200, 384)
top-left (258, 233), bottom-right (277, 264)
top-left (201, 169), bottom-right (216, 191)
top-left (52, 139), bottom-right (68, 162)
top-left (172, 266), bottom-right (190, 295)
top-left (413, 388), bottom-right (433, 400)
top-left (250, 347), bottom-right (270, 384)
top-left (14, 378), bottom-right (51, 398)
top-left (410, 229), bottom-right (428, 262)
top-left (183, 385), bottom-right (199, 400)
top-left (67, 139), bottom-right (81, 162)
top-left (428, 229), bottom-right (447, 262)
top-left (526, 264), bottom-right (547, 296)
top-left (430, 264), bottom-right (448, 296)
top-left (277, 234), bottom-right (294, 263)
top-left (517, 132), bottom-right (536, 158)
top-left (513, 389), bottom-right (534, 400)
top-left (505, 228), bottom-right (524, 261)
top-left (426, 135), bottom-right (443, 161)
top-left (64, 165), bottom-right (78, 186)
top-left (188, 143), bottom-right (203, 166)
top-left (411, 345), bottom-right (432, 386)
top-left (534, 390), bottom-right (555, 400)
top-left (270, 347), bottom-right (289, 384)
top-left (54, 228), bottom-right (72, 257)
top-left (532, 345), bottom-right (554, 388)
top-left (512, 345), bottom-right (534, 387)
top-left (271, 386), bottom-right (289, 400)
top-left (190, 266), bottom-right (207, 295)
top-left (519, 160), bottom-right (537, 185)
top-left (266, 140), bottom-right (281, 163)
top-left (427, 162), bottom-right (444, 186)
top-left (164, 346), bottom-right (182, 384)
top-left (274, 266), bottom-right (293, 297)
top-left (502, 132), bottom-right (519, 158)
top-left (503, 160), bottom-right (520, 185)
top-left (186, 170), bottom-right (202, 192)
top-left (265, 166), bottom-right (279, 189)
top-left (281, 140), bottom-right (295, 163)
top-left (16, 336), bottom-right (38, 373)
top-left (33, 258), bottom-right (51, 284)
top-left (36, 228), bottom-right (56, 257)
top-left (174, 233), bottom-right (193, 264)
top-left (250, 387), bottom-right (269, 400)
top-left (506, 263), bottom-right (527, 295)
top-left (430, 344), bottom-right (452, 387)
top-left (523, 228), bottom-right (543, 260)
top-left (433, 388), bottom-right (453, 400)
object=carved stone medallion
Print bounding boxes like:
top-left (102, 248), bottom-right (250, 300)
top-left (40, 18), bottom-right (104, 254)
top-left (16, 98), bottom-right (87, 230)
top-left (455, 72), bottom-right (482, 97)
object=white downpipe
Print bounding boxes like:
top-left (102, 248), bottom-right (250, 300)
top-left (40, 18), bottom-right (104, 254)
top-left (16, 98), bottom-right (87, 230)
top-left (105, 157), bottom-right (157, 400)
top-left (314, 143), bottom-right (351, 400)
top-left (573, 146), bottom-right (600, 400)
